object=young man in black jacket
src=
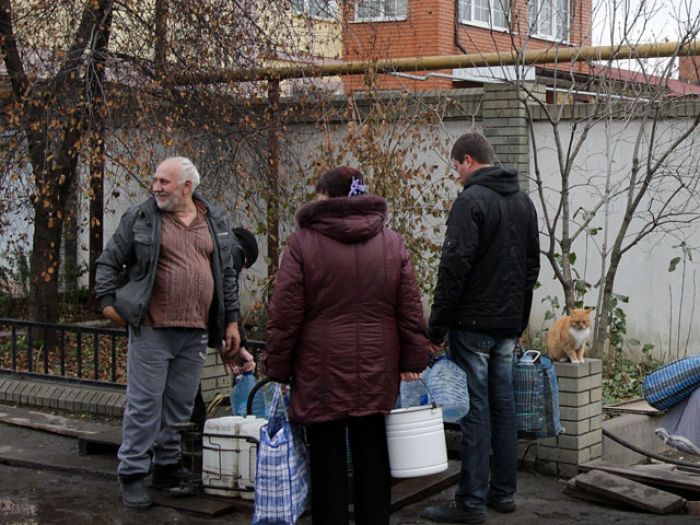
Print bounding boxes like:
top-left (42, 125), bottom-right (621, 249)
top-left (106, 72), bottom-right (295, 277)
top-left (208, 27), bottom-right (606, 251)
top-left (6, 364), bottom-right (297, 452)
top-left (423, 132), bottom-right (540, 524)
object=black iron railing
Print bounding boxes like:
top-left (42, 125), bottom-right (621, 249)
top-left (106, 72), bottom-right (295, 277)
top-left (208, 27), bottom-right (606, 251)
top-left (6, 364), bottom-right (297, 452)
top-left (0, 318), bottom-right (267, 388)
top-left (0, 318), bottom-right (128, 388)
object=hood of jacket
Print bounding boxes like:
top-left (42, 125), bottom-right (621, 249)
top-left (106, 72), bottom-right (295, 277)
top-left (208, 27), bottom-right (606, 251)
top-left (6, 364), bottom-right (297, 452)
top-left (464, 166), bottom-right (520, 195)
top-left (295, 194), bottom-right (387, 243)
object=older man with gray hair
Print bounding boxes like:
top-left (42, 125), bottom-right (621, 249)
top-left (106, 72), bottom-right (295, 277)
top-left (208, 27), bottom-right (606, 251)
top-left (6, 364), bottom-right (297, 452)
top-left (95, 157), bottom-right (252, 509)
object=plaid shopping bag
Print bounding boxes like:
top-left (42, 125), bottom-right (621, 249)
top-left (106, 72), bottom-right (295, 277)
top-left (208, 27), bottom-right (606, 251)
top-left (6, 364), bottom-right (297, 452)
top-left (643, 354), bottom-right (700, 410)
top-left (513, 348), bottom-right (563, 439)
top-left (252, 384), bottom-right (310, 525)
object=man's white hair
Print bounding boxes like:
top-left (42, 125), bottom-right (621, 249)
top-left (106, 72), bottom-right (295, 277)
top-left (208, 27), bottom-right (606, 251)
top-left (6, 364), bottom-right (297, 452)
top-left (167, 156), bottom-right (200, 191)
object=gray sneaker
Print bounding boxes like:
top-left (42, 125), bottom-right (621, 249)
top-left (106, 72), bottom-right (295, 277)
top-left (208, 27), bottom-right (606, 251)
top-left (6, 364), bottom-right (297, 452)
top-left (120, 479), bottom-right (152, 509)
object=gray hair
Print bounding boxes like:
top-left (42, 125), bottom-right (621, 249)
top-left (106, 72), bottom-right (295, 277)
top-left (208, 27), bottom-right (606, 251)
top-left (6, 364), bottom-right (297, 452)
top-left (167, 156), bottom-right (200, 191)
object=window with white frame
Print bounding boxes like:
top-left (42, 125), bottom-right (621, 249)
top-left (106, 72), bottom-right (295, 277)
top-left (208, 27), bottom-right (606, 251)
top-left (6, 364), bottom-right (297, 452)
top-left (290, 0), bottom-right (339, 19)
top-left (458, 0), bottom-right (510, 30)
top-left (529, 0), bottom-right (569, 40)
top-left (355, 0), bottom-right (408, 21)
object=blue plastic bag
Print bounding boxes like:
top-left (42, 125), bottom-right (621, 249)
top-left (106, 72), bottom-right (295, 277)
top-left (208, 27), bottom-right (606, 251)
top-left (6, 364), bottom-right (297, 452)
top-left (423, 355), bottom-right (469, 422)
top-left (252, 385), bottom-right (310, 525)
top-left (643, 354), bottom-right (700, 410)
top-left (513, 348), bottom-right (562, 439)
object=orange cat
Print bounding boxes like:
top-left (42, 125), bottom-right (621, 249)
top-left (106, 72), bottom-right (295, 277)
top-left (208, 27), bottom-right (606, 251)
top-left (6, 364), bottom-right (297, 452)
top-left (546, 307), bottom-right (592, 364)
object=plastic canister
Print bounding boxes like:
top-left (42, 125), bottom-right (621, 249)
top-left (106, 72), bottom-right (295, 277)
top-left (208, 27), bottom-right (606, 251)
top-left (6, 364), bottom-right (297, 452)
top-left (202, 416), bottom-right (244, 497)
top-left (232, 372), bottom-right (262, 416)
top-left (237, 415), bottom-right (267, 500)
top-left (385, 404), bottom-right (448, 478)
top-left (399, 379), bottom-right (430, 408)
top-left (423, 355), bottom-right (469, 422)
top-left (519, 350), bottom-right (541, 365)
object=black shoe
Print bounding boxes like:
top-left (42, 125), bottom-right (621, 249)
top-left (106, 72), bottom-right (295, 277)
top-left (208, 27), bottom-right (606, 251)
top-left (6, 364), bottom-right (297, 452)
top-left (151, 462), bottom-right (192, 490)
top-left (120, 479), bottom-right (152, 509)
top-left (421, 501), bottom-right (486, 524)
top-left (487, 496), bottom-right (516, 513)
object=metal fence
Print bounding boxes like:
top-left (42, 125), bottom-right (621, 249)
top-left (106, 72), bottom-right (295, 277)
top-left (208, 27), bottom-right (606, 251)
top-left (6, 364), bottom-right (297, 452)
top-left (0, 318), bottom-right (267, 388)
top-left (0, 318), bottom-right (128, 387)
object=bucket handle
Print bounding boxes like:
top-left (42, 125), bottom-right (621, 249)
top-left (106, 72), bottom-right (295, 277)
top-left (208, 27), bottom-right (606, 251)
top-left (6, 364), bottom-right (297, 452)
top-left (245, 377), bottom-right (273, 416)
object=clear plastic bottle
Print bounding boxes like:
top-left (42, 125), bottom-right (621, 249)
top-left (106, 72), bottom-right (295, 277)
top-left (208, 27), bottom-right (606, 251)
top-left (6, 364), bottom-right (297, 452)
top-left (399, 379), bottom-right (430, 408)
top-left (424, 355), bottom-right (469, 422)
top-left (231, 372), bottom-right (265, 416)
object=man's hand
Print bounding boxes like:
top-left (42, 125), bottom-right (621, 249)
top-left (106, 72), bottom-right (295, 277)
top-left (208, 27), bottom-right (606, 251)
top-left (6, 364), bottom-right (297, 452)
top-left (222, 346), bottom-right (256, 376)
top-left (103, 306), bottom-right (127, 328)
top-left (400, 371), bottom-right (422, 382)
top-left (224, 322), bottom-right (241, 355)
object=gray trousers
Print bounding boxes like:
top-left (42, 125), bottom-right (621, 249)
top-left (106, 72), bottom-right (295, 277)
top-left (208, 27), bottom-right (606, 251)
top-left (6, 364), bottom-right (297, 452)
top-left (117, 326), bottom-right (208, 479)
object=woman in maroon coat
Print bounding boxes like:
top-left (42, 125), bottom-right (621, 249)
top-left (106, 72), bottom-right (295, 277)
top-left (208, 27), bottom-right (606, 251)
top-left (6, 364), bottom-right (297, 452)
top-left (265, 167), bottom-right (430, 525)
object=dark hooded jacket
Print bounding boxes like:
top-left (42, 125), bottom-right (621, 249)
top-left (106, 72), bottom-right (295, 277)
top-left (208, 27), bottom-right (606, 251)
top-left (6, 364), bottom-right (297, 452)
top-left (265, 195), bottom-right (429, 425)
top-left (94, 194), bottom-right (240, 345)
top-left (428, 166), bottom-right (540, 343)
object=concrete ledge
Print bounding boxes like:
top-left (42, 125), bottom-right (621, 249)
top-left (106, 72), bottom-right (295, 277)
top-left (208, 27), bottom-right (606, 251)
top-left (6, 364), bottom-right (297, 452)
top-left (0, 377), bottom-right (125, 418)
top-left (602, 413), bottom-right (669, 466)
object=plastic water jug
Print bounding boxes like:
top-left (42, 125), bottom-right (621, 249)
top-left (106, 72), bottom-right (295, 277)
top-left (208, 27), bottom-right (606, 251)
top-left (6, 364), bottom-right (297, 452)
top-left (231, 372), bottom-right (265, 416)
top-left (237, 415), bottom-right (267, 500)
top-left (519, 350), bottom-right (541, 365)
top-left (202, 416), bottom-right (244, 497)
top-left (399, 378), bottom-right (430, 408)
top-left (423, 355), bottom-right (469, 423)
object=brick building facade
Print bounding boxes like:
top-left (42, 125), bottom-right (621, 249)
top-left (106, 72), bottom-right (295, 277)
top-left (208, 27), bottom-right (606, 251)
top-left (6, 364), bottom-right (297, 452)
top-left (341, 0), bottom-right (593, 92)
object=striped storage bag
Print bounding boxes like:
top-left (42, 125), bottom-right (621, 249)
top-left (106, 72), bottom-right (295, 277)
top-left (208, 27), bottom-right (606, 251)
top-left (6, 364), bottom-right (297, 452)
top-left (513, 348), bottom-right (563, 439)
top-left (643, 354), bottom-right (700, 410)
top-left (252, 385), bottom-right (310, 525)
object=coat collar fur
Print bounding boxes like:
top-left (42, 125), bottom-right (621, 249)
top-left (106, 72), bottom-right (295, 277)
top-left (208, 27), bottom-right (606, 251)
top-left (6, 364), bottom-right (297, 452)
top-left (296, 194), bottom-right (388, 243)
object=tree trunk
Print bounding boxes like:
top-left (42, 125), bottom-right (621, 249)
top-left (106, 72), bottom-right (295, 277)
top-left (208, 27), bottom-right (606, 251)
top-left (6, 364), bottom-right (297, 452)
top-left (27, 195), bottom-right (64, 323)
top-left (63, 174), bottom-right (80, 298)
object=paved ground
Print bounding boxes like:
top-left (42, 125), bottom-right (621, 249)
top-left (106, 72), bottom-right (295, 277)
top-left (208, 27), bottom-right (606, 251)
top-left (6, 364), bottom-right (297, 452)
top-left (0, 405), bottom-right (698, 524)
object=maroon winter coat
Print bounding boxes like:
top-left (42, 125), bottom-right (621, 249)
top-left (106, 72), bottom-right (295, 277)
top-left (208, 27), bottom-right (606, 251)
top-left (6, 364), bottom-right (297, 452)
top-left (265, 195), bottom-right (429, 425)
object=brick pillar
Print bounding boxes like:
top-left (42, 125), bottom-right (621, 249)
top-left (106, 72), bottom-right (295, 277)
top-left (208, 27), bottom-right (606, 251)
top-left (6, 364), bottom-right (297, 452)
top-left (200, 347), bottom-right (231, 403)
top-left (536, 359), bottom-right (603, 478)
top-left (481, 83), bottom-right (530, 189)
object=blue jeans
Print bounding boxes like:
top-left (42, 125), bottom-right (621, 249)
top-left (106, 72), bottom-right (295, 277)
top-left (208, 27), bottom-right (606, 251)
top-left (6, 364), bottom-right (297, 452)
top-left (449, 330), bottom-right (517, 512)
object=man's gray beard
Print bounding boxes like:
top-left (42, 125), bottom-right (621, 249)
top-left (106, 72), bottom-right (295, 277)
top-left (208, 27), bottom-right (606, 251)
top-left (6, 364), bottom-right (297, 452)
top-left (154, 195), bottom-right (174, 211)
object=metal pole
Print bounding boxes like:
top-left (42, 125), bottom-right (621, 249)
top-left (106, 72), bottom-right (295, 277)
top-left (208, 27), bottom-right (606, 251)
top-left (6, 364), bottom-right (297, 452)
top-left (170, 40), bottom-right (700, 85)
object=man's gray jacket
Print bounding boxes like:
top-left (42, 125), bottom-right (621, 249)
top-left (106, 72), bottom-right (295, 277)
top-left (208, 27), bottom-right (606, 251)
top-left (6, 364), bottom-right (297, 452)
top-left (95, 193), bottom-right (240, 345)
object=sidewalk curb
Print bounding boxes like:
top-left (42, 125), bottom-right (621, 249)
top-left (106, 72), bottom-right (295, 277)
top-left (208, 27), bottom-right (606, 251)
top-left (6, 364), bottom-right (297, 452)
top-left (0, 376), bottom-right (125, 417)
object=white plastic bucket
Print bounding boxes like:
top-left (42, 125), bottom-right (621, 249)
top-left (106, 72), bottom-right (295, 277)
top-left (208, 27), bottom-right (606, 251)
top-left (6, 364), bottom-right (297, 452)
top-left (202, 416), bottom-right (245, 497)
top-left (385, 404), bottom-right (448, 478)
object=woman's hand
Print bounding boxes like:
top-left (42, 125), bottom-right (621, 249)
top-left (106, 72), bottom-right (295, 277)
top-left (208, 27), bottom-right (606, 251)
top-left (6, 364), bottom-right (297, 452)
top-left (400, 371), bottom-right (422, 382)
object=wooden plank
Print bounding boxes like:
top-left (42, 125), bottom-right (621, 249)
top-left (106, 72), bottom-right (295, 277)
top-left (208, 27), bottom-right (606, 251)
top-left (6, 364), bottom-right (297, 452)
top-left (603, 398), bottom-right (663, 416)
top-left (563, 479), bottom-right (636, 511)
top-left (389, 460), bottom-right (461, 512)
top-left (0, 405), bottom-right (119, 438)
top-left (150, 490), bottom-right (244, 517)
top-left (573, 470), bottom-right (686, 514)
top-left (581, 461), bottom-right (700, 497)
top-left (77, 427), bottom-right (121, 456)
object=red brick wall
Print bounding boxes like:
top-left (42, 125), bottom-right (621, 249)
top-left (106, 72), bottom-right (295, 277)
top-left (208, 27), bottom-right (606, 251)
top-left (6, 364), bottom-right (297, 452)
top-left (679, 56), bottom-right (700, 84)
top-left (342, 0), bottom-right (593, 92)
